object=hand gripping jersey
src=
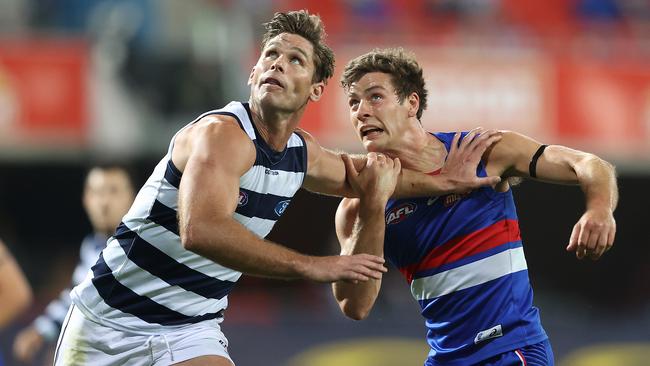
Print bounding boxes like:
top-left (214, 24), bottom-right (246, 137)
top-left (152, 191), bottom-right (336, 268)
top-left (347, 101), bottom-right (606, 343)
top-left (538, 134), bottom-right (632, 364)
top-left (384, 132), bottom-right (548, 366)
top-left (70, 101), bottom-right (307, 332)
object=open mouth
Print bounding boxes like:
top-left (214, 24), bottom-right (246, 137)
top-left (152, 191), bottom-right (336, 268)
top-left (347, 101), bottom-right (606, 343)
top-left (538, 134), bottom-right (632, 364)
top-left (360, 127), bottom-right (384, 138)
top-left (262, 77), bottom-right (284, 88)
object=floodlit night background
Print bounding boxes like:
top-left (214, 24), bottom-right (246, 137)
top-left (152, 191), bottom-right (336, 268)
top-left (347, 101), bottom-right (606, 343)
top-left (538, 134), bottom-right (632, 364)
top-left (0, 0), bottom-right (648, 365)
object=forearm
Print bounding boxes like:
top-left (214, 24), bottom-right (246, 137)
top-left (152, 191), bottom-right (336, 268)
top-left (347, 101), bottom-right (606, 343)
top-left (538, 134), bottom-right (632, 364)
top-left (182, 217), bottom-right (312, 280)
top-left (575, 155), bottom-right (618, 211)
top-left (394, 168), bottom-right (454, 198)
top-left (333, 201), bottom-right (385, 320)
top-left (0, 253), bottom-right (32, 329)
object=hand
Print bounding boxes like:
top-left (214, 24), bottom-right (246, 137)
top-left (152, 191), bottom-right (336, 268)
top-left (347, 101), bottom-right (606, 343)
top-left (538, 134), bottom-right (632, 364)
top-left (304, 254), bottom-right (387, 283)
top-left (13, 326), bottom-right (44, 363)
top-left (441, 128), bottom-right (502, 193)
top-left (342, 153), bottom-right (401, 204)
top-left (566, 208), bottom-right (616, 260)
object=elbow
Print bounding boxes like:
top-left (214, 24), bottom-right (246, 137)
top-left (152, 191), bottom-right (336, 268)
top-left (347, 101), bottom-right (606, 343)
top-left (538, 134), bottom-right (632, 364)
top-left (180, 223), bottom-right (204, 252)
top-left (339, 300), bottom-right (372, 321)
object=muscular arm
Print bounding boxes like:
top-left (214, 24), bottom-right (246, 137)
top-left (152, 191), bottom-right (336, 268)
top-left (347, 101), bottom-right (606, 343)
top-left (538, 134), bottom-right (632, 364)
top-left (485, 131), bottom-right (618, 260)
top-left (0, 240), bottom-right (32, 329)
top-left (332, 198), bottom-right (385, 320)
top-left (174, 117), bottom-right (386, 282)
top-left (299, 128), bottom-right (501, 198)
top-left (331, 153), bottom-right (400, 320)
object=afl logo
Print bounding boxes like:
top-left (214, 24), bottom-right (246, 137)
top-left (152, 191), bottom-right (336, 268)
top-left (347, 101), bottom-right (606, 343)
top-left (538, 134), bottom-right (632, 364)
top-left (238, 191), bottom-right (248, 207)
top-left (274, 200), bottom-right (291, 216)
top-left (385, 203), bottom-right (416, 225)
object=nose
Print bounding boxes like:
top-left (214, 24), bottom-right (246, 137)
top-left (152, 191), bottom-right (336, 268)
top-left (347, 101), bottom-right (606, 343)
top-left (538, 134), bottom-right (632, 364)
top-left (355, 99), bottom-right (371, 121)
top-left (270, 56), bottom-right (285, 73)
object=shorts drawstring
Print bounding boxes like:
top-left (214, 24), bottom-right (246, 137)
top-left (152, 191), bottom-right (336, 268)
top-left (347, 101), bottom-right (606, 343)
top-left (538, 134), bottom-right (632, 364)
top-left (143, 334), bottom-right (174, 363)
top-left (162, 334), bottom-right (174, 361)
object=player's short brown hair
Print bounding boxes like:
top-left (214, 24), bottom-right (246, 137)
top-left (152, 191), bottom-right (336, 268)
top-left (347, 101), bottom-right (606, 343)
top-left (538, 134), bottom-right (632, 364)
top-left (341, 48), bottom-right (428, 120)
top-left (262, 10), bottom-right (335, 84)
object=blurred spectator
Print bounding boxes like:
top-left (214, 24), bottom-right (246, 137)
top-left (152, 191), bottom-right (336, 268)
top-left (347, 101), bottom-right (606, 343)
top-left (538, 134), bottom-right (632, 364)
top-left (12, 165), bottom-right (134, 364)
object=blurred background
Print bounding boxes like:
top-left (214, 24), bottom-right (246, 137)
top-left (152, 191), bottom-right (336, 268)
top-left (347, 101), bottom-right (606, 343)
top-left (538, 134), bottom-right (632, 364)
top-left (0, 0), bottom-right (648, 365)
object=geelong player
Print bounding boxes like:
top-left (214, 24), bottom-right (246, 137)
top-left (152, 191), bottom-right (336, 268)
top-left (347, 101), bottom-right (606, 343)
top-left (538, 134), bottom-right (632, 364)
top-left (54, 11), bottom-right (501, 366)
top-left (333, 48), bottom-right (618, 366)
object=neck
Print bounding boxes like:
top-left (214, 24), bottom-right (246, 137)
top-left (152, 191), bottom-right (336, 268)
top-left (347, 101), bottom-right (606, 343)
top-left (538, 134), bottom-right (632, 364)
top-left (384, 126), bottom-right (447, 173)
top-left (248, 98), bottom-right (306, 151)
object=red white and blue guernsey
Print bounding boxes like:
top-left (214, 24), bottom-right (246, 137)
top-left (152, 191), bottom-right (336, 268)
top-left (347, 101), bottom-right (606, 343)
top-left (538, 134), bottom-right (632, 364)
top-left (384, 132), bottom-right (548, 366)
top-left (70, 101), bottom-right (307, 333)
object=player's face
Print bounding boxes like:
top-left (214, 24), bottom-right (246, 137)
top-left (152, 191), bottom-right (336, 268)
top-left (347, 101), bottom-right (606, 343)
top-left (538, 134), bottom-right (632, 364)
top-left (347, 72), bottom-right (412, 153)
top-left (83, 168), bottom-right (134, 235)
top-left (249, 33), bottom-right (324, 113)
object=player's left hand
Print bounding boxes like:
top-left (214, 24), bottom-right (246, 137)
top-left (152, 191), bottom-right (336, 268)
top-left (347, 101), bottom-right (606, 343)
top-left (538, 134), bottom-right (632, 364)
top-left (566, 208), bottom-right (616, 260)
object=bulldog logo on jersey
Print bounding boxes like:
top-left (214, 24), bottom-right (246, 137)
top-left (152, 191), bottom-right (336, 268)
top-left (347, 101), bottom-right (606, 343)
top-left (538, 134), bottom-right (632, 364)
top-left (274, 200), bottom-right (291, 216)
top-left (238, 191), bottom-right (248, 207)
top-left (386, 203), bottom-right (417, 225)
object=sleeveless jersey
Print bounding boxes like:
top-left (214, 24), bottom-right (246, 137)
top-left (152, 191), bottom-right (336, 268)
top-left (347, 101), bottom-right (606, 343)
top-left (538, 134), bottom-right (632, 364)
top-left (70, 101), bottom-right (307, 332)
top-left (383, 132), bottom-right (547, 366)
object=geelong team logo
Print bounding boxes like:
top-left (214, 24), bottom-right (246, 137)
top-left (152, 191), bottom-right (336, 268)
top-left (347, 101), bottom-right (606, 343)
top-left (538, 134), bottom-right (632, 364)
top-left (385, 203), bottom-right (417, 225)
top-left (238, 191), bottom-right (248, 207)
top-left (274, 200), bottom-right (291, 216)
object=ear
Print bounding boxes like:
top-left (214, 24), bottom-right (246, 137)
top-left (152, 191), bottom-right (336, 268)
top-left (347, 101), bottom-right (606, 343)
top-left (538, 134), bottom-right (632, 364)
top-left (407, 92), bottom-right (420, 118)
top-left (309, 82), bottom-right (325, 102)
top-left (247, 66), bottom-right (256, 86)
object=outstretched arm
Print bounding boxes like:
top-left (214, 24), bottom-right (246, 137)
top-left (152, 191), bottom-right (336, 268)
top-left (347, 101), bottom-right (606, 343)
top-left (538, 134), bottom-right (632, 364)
top-left (332, 153), bottom-right (400, 320)
top-left (174, 116), bottom-right (386, 283)
top-left (0, 240), bottom-right (32, 330)
top-left (300, 128), bottom-right (502, 198)
top-left (485, 131), bottom-right (618, 260)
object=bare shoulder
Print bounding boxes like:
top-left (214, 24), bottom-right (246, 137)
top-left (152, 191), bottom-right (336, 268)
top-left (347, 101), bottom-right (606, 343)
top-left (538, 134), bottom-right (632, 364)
top-left (173, 115), bottom-right (255, 173)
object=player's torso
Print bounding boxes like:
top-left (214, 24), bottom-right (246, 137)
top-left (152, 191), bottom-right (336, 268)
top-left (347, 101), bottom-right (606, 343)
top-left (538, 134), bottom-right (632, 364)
top-left (384, 132), bottom-right (547, 366)
top-left (71, 101), bottom-right (306, 333)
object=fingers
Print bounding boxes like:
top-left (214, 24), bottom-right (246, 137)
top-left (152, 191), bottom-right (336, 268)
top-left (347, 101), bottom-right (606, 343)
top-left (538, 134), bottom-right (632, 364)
top-left (341, 154), bottom-right (359, 179)
top-left (566, 223), bottom-right (580, 253)
top-left (449, 132), bottom-right (461, 154)
top-left (474, 175), bottom-right (501, 187)
top-left (469, 130), bottom-right (502, 157)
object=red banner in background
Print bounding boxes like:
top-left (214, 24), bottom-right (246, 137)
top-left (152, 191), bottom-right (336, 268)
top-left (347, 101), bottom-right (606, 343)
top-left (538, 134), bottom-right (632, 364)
top-left (304, 45), bottom-right (649, 161)
top-left (0, 39), bottom-right (88, 147)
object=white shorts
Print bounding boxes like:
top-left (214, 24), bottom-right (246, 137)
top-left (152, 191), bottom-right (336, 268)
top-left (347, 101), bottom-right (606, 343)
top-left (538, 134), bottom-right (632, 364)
top-left (54, 305), bottom-right (233, 366)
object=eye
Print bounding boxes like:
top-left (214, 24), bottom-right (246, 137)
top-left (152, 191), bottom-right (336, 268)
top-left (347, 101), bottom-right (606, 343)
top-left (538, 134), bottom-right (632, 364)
top-left (265, 50), bottom-right (278, 59)
top-left (371, 94), bottom-right (383, 102)
top-left (348, 99), bottom-right (359, 108)
top-left (290, 56), bottom-right (303, 65)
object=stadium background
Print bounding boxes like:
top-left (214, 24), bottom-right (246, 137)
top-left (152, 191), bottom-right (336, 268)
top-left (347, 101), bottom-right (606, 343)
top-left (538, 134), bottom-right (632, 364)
top-left (0, 0), bottom-right (648, 365)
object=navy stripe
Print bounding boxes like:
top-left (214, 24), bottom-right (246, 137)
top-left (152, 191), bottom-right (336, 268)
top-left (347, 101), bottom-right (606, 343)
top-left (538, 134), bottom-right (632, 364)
top-left (208, 111), bottom-right (246, 131)
top-left (91, 253), bottom-right (223, 326)
top-left (235, 188), bottom-right (292, 220)
top-left (148, 199), bottom-right (179, 235)
top-left (253, 145), bottom-right (306, 172)
top-left (164, 160), bottom-right (182, 189)
top-left (112, 229), bottom-right (236, 300)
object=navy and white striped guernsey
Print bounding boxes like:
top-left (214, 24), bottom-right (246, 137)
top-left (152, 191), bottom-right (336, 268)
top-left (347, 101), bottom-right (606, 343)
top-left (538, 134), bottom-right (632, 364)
top-left (70, 101), bottom-right (308, 332)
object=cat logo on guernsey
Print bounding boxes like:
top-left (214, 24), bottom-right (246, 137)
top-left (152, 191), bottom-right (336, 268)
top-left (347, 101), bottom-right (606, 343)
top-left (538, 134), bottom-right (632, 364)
top-left (385, 203), bottom-right (417, 225)
top-left (274, 200), bottom-right (291, 216)
top-left (238, 191), bottom-right (248, 207)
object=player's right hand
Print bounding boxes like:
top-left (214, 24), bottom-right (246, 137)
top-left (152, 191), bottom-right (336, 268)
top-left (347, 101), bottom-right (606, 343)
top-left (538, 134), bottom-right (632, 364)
top-left (441, 127), bottom-right (503, 193)
top-left (305, 254), bottom-right (387, 283)
top-left (13, 325), bottom-right (44, 363)
top-left (342, 152), bottom-right (401, 204)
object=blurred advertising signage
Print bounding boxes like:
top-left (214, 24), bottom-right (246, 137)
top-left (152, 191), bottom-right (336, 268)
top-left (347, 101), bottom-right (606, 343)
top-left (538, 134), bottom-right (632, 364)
top-left (309, 46), bottom-right (650, 160)
top-left (0, 39), bottom-right (88, 147)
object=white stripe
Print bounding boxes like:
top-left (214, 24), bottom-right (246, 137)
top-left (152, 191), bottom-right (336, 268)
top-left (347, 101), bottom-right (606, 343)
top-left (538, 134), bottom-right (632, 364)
top-left (232, 212), bottom-right (275, 238)
top-left (240, 166), bottom-right (304, 197)
top-left (287, 133), bottom-right (304, 148)
top-left (224, 102), bottom-right (255, 140)
top-left (515, 349), bottom-right (526, 365)
top-left (123, 221), bottom-right (243, 282)
top-left (410, 247), bottom-right (528, 301)
top-left (102, 242), bottom-right (227, 317)
top-left (156, 182), bottom-right (179, 209)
